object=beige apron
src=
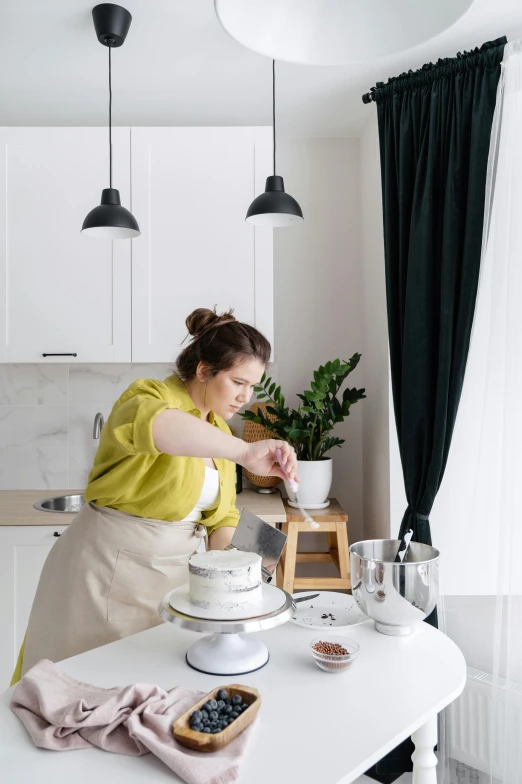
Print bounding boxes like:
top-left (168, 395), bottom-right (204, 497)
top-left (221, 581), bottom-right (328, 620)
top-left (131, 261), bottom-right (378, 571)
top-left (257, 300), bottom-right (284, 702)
top-left (22, 503), bottom-right (204, 675)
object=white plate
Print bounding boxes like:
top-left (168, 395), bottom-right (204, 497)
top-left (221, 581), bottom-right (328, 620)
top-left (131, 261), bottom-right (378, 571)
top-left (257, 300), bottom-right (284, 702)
top-left (168, 582), bottom-right (287, 621)
top-left (290, 591), bottom-right (369, 630)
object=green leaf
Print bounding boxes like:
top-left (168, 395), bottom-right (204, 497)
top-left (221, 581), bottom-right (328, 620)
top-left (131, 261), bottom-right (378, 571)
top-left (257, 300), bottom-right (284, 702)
top-left (269, 382), bottom-right (276, 396)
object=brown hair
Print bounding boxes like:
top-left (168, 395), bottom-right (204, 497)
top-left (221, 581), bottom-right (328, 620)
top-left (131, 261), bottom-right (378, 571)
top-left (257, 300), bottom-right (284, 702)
top-left (175, 307), bottom-right (271, 380)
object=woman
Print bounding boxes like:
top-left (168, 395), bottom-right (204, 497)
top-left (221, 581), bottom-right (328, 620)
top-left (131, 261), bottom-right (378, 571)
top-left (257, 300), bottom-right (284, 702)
top-left (13, 308), bottom-right (297, 681)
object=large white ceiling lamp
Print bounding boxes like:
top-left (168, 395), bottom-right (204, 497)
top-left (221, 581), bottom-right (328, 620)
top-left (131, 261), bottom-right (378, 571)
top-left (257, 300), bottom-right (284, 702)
top-left (214, 0), bottom-right (475, 66)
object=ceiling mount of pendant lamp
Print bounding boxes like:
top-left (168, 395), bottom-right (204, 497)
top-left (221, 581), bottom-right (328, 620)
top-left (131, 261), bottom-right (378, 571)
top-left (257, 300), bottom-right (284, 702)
top-left (214, 0), bottom-right (475, 66)
top-left (82, 4), bottom-right (140, 239)
top-left (246, 59), bottom-right (303, 227)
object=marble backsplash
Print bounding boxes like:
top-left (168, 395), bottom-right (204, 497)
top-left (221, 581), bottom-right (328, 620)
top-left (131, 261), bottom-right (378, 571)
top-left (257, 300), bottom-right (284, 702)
top-left (0, 364), bottom-right (174, 489)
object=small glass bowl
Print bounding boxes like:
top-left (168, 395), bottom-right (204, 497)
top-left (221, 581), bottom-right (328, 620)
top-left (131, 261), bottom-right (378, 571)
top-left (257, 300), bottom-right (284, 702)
top-left (310, 635), bottom-right (360, 673)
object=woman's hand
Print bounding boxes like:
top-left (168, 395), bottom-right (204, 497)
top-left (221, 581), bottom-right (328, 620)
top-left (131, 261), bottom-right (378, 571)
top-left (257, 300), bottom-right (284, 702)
top-left (238, 440), bottom-right (298, 482)
top-left (208, 526), bottom-right (236, 551)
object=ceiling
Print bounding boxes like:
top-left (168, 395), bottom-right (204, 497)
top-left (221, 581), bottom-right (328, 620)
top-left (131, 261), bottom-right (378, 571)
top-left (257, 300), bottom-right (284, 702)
top-left (1, 0), bottom-right (521, 137)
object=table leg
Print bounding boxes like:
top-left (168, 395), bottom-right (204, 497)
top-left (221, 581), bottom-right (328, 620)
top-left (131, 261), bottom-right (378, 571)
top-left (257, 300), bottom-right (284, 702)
top-left (411, 714), bottom-right (438, 784)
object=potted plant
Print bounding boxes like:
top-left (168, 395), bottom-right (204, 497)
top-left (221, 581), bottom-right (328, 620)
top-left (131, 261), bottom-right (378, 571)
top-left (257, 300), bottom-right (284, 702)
top-left (240, 355), bottom-right (366, 507)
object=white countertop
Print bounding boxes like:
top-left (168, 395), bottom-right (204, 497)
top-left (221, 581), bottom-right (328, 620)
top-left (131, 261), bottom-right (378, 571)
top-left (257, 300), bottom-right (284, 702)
top-left (1, 617), bottom-right (466, 784)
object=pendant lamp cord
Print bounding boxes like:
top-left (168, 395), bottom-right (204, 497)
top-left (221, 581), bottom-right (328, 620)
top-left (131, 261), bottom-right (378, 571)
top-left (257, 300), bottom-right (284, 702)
top-left (272, 59), bottom-right (276, 176)
top-left (108, 43), bottom-right (113, 189)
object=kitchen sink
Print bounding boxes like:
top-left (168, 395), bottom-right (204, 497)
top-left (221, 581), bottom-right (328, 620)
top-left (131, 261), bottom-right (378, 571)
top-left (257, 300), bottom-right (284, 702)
top-left (33, 494), bottom-right (85, 513)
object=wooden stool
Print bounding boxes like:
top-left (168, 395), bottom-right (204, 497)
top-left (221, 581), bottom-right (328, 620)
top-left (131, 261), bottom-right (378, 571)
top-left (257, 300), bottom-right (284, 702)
top-left (277, 499), bottom-right (351, 593)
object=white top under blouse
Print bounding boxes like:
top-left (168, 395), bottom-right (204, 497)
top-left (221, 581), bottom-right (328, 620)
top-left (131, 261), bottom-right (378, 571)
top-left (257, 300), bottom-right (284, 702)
top-left (182, 466), bottom-right (221, 522)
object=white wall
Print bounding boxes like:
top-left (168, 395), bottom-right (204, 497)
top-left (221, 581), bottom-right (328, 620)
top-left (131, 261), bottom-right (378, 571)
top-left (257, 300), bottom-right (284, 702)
top-left (358, 113), bottom-right (391, 542)
top-left (274, 137), bottom-right (364, 554)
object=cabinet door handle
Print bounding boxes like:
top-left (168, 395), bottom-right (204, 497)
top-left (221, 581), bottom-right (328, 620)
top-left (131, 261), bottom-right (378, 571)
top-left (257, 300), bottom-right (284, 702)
top-left (53, 531), bottom-right (61, 537)
top-left (42, 353), bottom-right (78, 357)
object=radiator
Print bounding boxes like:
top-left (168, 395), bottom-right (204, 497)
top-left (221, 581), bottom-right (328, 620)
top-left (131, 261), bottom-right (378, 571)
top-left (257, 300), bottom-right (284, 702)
top-left (449, 666), bottom-right (522, 781)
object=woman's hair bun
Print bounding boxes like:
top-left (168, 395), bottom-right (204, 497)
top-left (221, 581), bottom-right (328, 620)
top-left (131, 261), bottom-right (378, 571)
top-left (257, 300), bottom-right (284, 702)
top-left (185, 307), bottom-right (237, 339)
top-left (176, 305), bottom-right (271, 380)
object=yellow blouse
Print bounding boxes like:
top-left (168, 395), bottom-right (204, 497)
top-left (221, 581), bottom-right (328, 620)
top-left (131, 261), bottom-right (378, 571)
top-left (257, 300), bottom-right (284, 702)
top-left (84, 374), bottom-right (239, 536)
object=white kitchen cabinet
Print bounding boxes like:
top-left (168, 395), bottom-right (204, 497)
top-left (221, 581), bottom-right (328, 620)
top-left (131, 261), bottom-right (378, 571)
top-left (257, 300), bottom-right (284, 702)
top-left (130, 127), bottom-right (274, 362)
top-left (0, 525), bottom-right (67, 688)
top-left (0, 128), bottom-right (132, 363)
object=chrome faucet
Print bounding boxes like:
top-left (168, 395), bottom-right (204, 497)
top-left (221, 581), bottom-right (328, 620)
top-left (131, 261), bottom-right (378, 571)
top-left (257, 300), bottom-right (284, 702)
top-left (93, 412), bottom-right (105, 439)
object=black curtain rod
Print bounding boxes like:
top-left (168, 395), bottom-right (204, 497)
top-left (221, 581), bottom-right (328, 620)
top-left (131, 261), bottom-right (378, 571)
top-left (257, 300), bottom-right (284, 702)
top-left (361, 87), bottom-right (377, 104)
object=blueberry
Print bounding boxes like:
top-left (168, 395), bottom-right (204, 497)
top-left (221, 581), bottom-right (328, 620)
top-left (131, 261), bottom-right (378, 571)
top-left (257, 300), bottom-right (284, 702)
top-left (217, 689), bottom-right (228, 701)
top-left (231, 695), bottom-right (242, 706)
top-left (209, 721), bottom-right (218, 729)
top-left (203, 727), bottom-right (212, 733)
top-left (224, 705), bottom-right (233, 714)
top-left (241, 704), bottom-right (249, 712)
top-left (201, 716), bottom-right (210, 726)
top-left (209, 711), bottom-right (219, 720)
top-left (208, 699), bottom-right (218, 710)
top-left (229, 711), bottom-right (239, 719)
top-left (216, 700), bottom-right (225, 709)
top-left (224, 698), bottom-right (232, 705)
top-left (211, 728), bottom-right (220, 733)
top-left (191, 710), bottom-right (203, 722)
top-left (201, 704), bottom-right (211, 714)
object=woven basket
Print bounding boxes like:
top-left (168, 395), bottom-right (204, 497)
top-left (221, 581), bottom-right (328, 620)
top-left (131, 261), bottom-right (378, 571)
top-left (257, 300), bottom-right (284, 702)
top-left (242, 402), bottom-right (282, 488)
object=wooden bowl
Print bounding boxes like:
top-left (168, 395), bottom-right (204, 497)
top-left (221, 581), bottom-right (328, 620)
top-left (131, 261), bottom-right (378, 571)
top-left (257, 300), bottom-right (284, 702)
top-left (173, 684), bottom-right (261, 753)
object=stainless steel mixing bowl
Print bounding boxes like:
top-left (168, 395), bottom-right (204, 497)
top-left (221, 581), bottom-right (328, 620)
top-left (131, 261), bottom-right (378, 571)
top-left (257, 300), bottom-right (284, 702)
top-left (349, 539), bottom-right (440, 636)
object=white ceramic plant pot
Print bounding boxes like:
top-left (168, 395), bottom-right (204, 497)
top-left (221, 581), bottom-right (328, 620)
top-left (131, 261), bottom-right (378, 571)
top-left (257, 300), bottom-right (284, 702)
top-left (286, 458), bottom-right (333, 509)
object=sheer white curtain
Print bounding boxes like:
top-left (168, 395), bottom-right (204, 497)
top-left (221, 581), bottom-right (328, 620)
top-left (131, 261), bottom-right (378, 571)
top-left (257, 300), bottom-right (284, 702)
top-left (433, 39), bottom-right (522, 784)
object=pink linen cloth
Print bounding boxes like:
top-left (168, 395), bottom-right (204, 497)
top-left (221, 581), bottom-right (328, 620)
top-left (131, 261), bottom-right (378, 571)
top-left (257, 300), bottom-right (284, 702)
top-left (10, 659), bottom-right (257, 784)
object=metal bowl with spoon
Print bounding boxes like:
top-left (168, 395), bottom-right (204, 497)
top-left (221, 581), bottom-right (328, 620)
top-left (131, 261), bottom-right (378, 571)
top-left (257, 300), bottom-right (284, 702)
top-left (349, 539), bottom-right (439, 636)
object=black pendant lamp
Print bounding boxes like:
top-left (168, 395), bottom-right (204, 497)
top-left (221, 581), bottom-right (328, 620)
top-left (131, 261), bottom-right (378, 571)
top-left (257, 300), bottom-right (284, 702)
top-left (82, 4), bottom-right (140, 239)
top-left (246, 60), bottom-right (303, 227)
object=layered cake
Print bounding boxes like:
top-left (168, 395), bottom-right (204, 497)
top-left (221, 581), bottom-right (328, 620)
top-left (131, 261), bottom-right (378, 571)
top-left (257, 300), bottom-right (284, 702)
top-left (188, 550), bottom-right (263, 612)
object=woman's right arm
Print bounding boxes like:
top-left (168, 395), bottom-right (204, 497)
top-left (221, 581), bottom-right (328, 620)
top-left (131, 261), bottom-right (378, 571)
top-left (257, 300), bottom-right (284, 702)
top-left (152, 409), bottom-right (298, 481)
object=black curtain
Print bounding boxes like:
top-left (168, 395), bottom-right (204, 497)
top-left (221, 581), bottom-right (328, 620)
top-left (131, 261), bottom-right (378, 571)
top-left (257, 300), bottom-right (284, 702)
top-left (366, 37), bottom-right (506, 783)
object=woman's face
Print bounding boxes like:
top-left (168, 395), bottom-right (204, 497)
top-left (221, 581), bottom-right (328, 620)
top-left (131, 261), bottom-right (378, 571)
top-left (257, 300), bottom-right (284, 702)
top-left (204, 358), bottom-right (266, 420)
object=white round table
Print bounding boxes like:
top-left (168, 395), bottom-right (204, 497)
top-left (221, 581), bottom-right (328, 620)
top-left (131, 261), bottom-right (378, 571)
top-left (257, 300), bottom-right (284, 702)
top-left (0, 617), bottom-right (466, 784)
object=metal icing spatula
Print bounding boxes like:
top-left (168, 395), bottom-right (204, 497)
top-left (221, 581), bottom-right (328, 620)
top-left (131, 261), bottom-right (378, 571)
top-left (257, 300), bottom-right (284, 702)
top-left (225, 508), bottom-right (287, 584)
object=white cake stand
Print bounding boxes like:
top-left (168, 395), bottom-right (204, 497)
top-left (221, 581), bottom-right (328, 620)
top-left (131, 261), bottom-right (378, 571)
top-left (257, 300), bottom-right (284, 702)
top-left (158, 584), bottom-right (293, 675)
